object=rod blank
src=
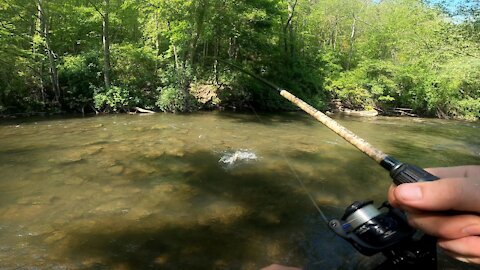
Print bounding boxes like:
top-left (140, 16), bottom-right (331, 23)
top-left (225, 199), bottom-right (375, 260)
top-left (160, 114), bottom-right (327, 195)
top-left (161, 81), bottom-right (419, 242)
top-left (280, 90), bottom-right (387, 164)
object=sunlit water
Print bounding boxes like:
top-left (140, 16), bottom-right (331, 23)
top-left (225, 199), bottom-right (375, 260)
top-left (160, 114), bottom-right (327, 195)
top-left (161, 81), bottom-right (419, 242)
top-left (0, 112), bottom-right (478, 270)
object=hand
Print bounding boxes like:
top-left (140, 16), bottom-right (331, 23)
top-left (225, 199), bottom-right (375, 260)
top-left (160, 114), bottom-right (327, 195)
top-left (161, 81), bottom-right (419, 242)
top-left (388, 165), bottom-right (480, 264)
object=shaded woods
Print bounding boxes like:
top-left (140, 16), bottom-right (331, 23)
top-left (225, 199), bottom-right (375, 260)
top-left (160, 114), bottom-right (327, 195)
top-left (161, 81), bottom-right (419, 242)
top-left (0, 0), bottom-right (479, 119)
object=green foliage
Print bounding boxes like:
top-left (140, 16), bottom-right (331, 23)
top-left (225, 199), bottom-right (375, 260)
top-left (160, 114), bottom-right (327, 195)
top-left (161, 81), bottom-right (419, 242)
top-left (111, 44), bottom-right (158, 108)
top-left (155, 65), bottom-right (197, 112)
top-left (111, 44), bottom-right (157, 88)
top-left (423, 57), bottom-right (480, 118)
top-left (327, 60), bottom-right (398, 109)
top-left (156, 86), bottom-right (189, 113)
top-left (311, 94), bottom-right (329, 112)
top-left (451, 98), bottom-right (480, 120)
top-left (58, 51), bottom-right (102, 112)
top-left (0, 0), bottom-right (478, 119)
top-left (93, 85), bottom-right (137, 113)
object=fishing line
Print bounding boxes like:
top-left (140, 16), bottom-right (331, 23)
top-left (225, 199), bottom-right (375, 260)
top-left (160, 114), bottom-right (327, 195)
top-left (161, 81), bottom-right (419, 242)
top-left (218, 59), bottom-right (440, 267)
top-left (247, 103), bottom-right (330, 224)
top-left (218, 58), bottom-right (439, 185)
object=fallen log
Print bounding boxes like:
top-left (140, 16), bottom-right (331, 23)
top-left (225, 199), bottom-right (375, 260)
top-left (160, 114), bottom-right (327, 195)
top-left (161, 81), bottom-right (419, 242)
top-left (393, 108), bottom-right (417, 117)
top-left (134, 107), bottom-right (156, 114)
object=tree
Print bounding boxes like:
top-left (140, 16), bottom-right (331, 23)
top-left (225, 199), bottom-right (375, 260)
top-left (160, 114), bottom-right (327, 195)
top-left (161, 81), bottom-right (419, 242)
top-left (37, 0), bottom-right (61, 102)
top-left (102, 0), bottom-right (111, 89)
top-left (0, 0), bottom-right (477, 118)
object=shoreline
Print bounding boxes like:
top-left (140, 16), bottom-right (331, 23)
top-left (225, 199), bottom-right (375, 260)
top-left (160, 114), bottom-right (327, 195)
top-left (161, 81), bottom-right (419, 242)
top-left (1, 109), bottom-right (476, 123)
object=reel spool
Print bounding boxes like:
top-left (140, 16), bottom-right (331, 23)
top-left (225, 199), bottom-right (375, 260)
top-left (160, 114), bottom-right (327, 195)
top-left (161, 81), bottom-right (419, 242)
top-left (329, 201), bottom-right (437, 268)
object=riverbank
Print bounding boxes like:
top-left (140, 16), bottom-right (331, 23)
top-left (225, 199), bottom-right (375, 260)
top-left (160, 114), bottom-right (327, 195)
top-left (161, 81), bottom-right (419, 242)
top-left (0, 84), bottom-right (477, 121)
top-left (1, 106), bottom-right (476, 121)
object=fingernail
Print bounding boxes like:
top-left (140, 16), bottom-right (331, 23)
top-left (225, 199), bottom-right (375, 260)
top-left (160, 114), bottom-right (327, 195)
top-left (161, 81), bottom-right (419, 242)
top-left (463, 224), bottom-right (480, 235)
top-left (397, 185), bottom-right (423, 201)
top-left (453, 256), bottom-right (471, 264)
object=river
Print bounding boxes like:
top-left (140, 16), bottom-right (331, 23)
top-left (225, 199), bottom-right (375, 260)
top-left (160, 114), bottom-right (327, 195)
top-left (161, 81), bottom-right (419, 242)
top-left (0, 112), bottom-right (478, 269)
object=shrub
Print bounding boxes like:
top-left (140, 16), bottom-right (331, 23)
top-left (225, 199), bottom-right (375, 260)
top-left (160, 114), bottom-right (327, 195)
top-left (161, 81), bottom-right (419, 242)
top-left (111, 44), bottom-right (157, 90)
top-left (156, 86), bottom-right (190, 112)
top-left (155, 65), bottom-right (197, 112)
top-left (58, 51), bottom-right (102, 112)
top-left (93, 85), bottom-right (137, 112)
top-left (327, 68), bottom-right (375, 110)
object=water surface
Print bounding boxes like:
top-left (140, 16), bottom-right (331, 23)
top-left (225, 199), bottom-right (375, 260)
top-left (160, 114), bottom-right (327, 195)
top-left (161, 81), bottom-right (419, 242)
top-left (0, 112), bottom-right (478, 269)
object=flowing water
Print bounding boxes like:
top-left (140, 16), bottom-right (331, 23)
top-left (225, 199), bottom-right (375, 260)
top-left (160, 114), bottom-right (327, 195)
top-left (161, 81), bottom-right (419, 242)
top-left (0, 112), bottom-right (478, 270)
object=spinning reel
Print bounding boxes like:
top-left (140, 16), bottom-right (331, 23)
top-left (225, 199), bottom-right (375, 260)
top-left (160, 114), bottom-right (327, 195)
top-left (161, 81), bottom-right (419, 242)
top-left (329, 200), bottom-right (437, 268)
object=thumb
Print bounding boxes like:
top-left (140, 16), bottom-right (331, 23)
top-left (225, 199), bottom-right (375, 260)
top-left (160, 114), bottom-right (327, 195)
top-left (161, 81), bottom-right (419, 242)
top-left (393, 178), bottom-right (480, 212)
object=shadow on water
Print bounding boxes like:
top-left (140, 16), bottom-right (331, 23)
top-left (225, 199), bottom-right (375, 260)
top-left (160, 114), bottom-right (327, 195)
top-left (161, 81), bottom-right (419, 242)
top-left (62, 150), bottom-right (363, 270)
top-left (61, 148), bottom-right (478, 270)
top-left (382, 118), bottom-right (480, 144)
top-left (0, 114), bottom-right (97, 126)
top-left (386, 136), bottom-right (480, 168)
top-left (215, 111), bottom-right (317, 127)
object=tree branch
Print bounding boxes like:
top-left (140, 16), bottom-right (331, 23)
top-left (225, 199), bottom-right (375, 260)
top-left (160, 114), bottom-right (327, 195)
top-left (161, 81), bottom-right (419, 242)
top-left (284, 0), bottom-right (298, 31)
top-left (85, 0), bottom-right (105, 19)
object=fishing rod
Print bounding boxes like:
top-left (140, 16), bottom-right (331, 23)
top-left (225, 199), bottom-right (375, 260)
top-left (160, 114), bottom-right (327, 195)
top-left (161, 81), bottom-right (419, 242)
top-left (220, 60), bottom-right (439, 185)
top-left (219, 59), bottom-right (438, 268)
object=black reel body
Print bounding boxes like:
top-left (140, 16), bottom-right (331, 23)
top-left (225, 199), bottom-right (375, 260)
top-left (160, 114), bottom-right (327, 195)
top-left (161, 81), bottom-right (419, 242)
top-left (329, 201), bottom-right (437, 268)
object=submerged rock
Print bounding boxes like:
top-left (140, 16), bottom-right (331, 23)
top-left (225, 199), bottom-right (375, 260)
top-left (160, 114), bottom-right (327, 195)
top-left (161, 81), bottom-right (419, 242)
top-left (144, 148), bottom-right (166, 159)
top-left (107, 165), bottom-right (124, 175)
top-left (150, 124), bottom-right (169, 130)
top-left (50, 152), bottom-right (82, 163)
top-left (27, 224), bottom-right (54, 236)
top-left (124, 208), bottom-right (152, 221)
top-left (64, 176), bottom-right (85, 185)
top-left (197, 203), bottom-right (247, 225)
top-left (48, 146), bottom-right (103, 164)
top-left (92, 200), bottom-right (130, 215)
top-left (165, 147), bottom-right (185, 157)
top-left (17, 195), bottom-right (60, 205)
top-left (123, 162), bottom-right (157, 179)
top-left (83, 146), bottom-right (103, 156)
top-left (44, 231), bottom-right (67, 244)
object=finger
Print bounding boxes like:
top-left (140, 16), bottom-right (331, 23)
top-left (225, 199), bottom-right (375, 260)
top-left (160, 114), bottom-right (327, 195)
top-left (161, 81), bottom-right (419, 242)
top-left (393, 178), bottom-right (480, 212)
top-left (426, 166), bottom-right (480, 179)
top-left (407, 212), bottom-right (480, 239)
top-left (388, 185), bottom-right (399, 208)
top-left (260, 264), bottom-right (302, 270)
top-left (441, 249), bottom-right (480, 265)
top-left (388, 185), bottom-right (423, 213)
top-left (438, 237), bottom-right (480, 264)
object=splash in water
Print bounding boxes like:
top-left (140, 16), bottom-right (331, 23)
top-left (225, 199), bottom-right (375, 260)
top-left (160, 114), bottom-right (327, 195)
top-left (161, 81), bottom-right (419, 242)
top-left (219, 150), bottom-right (258, 167)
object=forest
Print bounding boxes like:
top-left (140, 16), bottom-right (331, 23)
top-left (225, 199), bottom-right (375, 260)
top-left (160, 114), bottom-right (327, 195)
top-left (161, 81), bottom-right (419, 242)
top-left (0, 0), bottom-right (479, 119)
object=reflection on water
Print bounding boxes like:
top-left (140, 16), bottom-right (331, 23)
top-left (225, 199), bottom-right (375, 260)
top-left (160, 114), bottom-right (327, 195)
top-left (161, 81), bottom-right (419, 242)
top-left (0, 112), bottom-right (478, 269)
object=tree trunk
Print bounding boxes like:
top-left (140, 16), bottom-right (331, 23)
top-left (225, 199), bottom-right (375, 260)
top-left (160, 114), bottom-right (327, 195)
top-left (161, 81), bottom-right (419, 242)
top-left (214, 39), bottom-right (219, 85)
top-left (282, 0), bottom-right (297, 67)
top-left (332, 18), bottom-right (338, 51)
top-left (154, 11), bottom-right (160, 75)
top-left (228, 37), bottom-right (235, 59)
top-left (288, 0), bottom-right (297, 59)
top-left (102, 0), bottom-right (111, 89)
top-left (190, 1), bottom-right (207, 67)
top-left (347, 14), bottom-right (357, 70)
top-left (167, 21), bottom-right (180, 70)
top-left (172, 44), bottom-right (180, 70)
top-left (37, 0), bottom-right (60, 103)
top-left (34, 5), bottom-right (45, 103)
